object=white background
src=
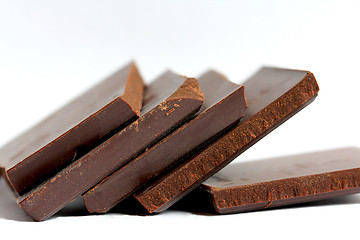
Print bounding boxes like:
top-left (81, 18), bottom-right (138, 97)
top-left (1, 0), bottom-right (360, 239)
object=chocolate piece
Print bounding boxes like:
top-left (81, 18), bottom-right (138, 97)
top-left (0, 62), bottom-right (144, 194)
top-left (82, 71), bottom-right (247, 213)
top-left (180, 148), bottom-right (360, 214)
top-left (134, 67), bottom-right (319, 213)
top-left (18, 72), bottom-right (204, 221)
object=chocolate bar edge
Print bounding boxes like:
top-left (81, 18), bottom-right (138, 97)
top-left (206, 168), bottom-right (360, 214)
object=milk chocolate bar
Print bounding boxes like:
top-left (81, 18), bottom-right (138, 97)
top-left (134, 67), bottom-right (320, 213)
top-left (18, 71), bottom-right (204, 221)
top-left (180, 148), bottom-right (360, 214)
top-left (0, 62), bottom-right (144, 194)
top-left (82, 71), bottom-right (247, 213)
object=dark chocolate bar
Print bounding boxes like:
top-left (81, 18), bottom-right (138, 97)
top-left (0, 62), bottom-right (144, 194)
top-left (134, 67), bottom-right (320, 213)
top-left (82, 70), bottom-right (247, 213)
top-left (179, 148), bottom-right (360, 214)
top-left (18, 71), bottom-right (204, 221)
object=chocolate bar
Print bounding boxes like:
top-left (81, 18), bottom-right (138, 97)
top-left (82, 70), bottom-right (247, 213)
top-left (134, 67), bottom-right (320, 213)
top-left (179, 148), bottom-right (360, 214)
top-left (18, 71), bottom-right (204, 221)
top-left (0, 62), bottom-right (144, 194)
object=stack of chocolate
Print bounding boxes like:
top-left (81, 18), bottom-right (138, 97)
top-left (0, 62), bottom-right (359, 221)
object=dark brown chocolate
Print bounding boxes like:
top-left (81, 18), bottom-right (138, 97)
top-left (180, 148), bottom-right (360, 214)
top-left (134, 67), bottom-right (320, 213)
top-left (82, 71), bottom-right (247, 213)
top-left (18, 72), bottom-right (204, 221)
top-left (0, 62), bottom-right (144, 194)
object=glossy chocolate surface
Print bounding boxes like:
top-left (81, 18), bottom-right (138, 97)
top-left (82, 71), bottom-right (247, 213)
top-left (189, 148), bottom-right (360, 213)
top-left (134, 67), bottom-right (320, 213)
top-left (18, 72), bottom-right (204, 221)
top-left (0, 62), bottom-right (144, 194)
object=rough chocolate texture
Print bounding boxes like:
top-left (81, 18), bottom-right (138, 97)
top-left (18, 72), bottom-right (204, 221)
top-left (134, 67), bottom-right (320, 213)
top-left (0, 62), bottom-right (144, 194)
top-left (183, 148), bottom-right (360, 214)
top-left (82, 70), bottom-right (247, 213)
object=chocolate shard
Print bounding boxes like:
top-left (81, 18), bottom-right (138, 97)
top-left (18, 71), bottom-right (204, 221)
top-left (82, 70), bottom-right (247, 213)
top-left (178, 147), bottom-right (360, 214)
top-left (134, 67), bottom-right (320, 213)
top-left (0, 62), bottom-right (144, 194)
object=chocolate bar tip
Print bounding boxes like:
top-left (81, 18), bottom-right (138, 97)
top-left (121, 61), bottom-right (145, 116)
top-left (167, 77), bottom-right (204, 102)
top-left (199, 70), bottom-right (229, 82)
top-left (263, 66), bottom-right (319, 92)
